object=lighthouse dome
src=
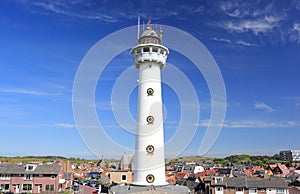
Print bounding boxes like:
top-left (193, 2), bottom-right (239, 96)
top-left (141, 29), bottom-right (158, 37)
top-left (139, 28), bottom-right (161, 44)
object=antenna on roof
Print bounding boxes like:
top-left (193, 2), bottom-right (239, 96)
top-left (137, 16), bottom-right (140, 41)
top-left (155, 17), bottom-right (158, 34)
top-left (160, 26), bottom-right (163, 43)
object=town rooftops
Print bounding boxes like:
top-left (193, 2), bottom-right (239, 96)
top-left (225, 177), bottom-right (288, 188)
top-left (0, 163), bottom-right (61, 175)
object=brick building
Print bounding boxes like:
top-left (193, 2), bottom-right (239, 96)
top-left (207, 177), bottom-right (289, 194)
top-left (0, 163), bottom-right (66, 193)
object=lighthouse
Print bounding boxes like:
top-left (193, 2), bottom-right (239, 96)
top-left (109, 19), bottom-right (190, 193)
top-left (130, 19), bottom-right (169, 186)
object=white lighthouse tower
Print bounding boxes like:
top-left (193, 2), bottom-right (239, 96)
top-left (130, 19), bottom-right (169, 186)
top-left (109, 19), bottom-right (190, 193)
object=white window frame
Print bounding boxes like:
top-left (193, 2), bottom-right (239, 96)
top-left (0, 184), bottom-right (10, 191)
top-left (121, 174), bottom-right (127, 182)
top-left (276, 188), bottom-right (285, 194)
top-left (1, 174), bottom-right (10, 180)
top-left (249, 188), bottom-right (257, 193)
top-left (22, 183), bottom-right (32, 192)
top-left (24, 174), bottom-right (33, 180)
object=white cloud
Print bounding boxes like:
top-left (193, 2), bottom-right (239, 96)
top-left (290, 23), bottom-right (300, 43)
top-left (32, 1), bottom-right (118, 22)
top-left (55, 123), bottom-right (76, 128)
top-left (212, 37), bottom-right (255, 47)
top-left (212, 37), bottom-right (231, 43)
top-left (223, 19), bottom-right (277, 35)
top-left (293, 23), bottom-right (300, 31)
top-left (0, 88), bottom-right (52, 96)
top-left (235, 40), bottom-right (256, 46)
top-left (254, 102), bottom-right (274, 112)
top-left (196, 119), bottom-right (299, 128)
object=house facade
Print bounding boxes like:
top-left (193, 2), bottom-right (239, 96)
top-left (109, 171), bottom-right (133, 185)
top-left (208, 177), bottom-right (289, 194)
top-left (280, 150), bottom-right (300, 162)
top-left (0, 163), bottom-right (66, 193)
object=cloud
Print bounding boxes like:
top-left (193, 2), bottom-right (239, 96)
top-left (290, 23), bottom-right (300, 43)
top-left (212, 37), bottom-right (231, 43)
top-left (0, 88), bottom-right (52, 96)
top-left (254, 102), bottom-right (274, 112)
top-left (235, 40), bottom-right (256, 46)
top-left (196, 119), bottom-right (299, 128)
top-left (223, 18), bottom-right (278, 35)
top-left (32, 1), bottom-right (118, 22)
top-left (30, 1), bottom-right (203, 23)
top-left (216, 1), bottom-right (300, 44)
top-left (212, 37), bottom-right (256, 46)
top-left (55, 123), bottom-right (76, 128)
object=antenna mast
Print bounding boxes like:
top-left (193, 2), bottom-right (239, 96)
top-left (137, 16), bottom-right (140, 41)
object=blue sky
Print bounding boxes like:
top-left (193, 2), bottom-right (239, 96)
top-left (0, 0), bottom-right (300, 159)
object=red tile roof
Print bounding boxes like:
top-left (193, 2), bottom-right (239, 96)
top-left (244, 169), bottom-right (253, 177)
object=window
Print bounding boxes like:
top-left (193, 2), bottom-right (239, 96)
top-left (0, 184), bottom-right (10, 191)
top-left (160, 49), bottom-right (165, 54)
top-left (1, 174), bottom-right (10, 180)
top-left (276, 188), bottom-right (285, 193)
top-left (27, 165), bottom-right (33, 170)
top-left (249, 188), bottom-right (257, 193)
top-left (51, 175), bottom-right (55, 179)
top-left (136, 49), bottom-right (141, 54)
top-left (216, 187), bottom-right (223, 191)
top-left (236, 187), bottom-right (244, 192)
top-left (24, 174), bottom-right (32, 180)
top-left (121, 174), bottom-right (127, 182)
top-left (22, 184), bottom-right (32, 191)
top-left (143, 47), bottom-right (150, 52)
top-left (25, 164), bottom-right (37, 171)
top-left (152, 47), bottom-right (158, 52)
top-left (215, 177), bottom-right (223, 183)
top-left (45, 184), bottom-right (54, 191)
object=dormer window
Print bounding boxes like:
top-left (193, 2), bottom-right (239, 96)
top-left (215, 177), bottom-right (223, 183)
top-left (25, 164), bottom-right (37, 171)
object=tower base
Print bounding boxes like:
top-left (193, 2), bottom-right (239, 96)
top-left (109, 184), bottom-right (190, 194)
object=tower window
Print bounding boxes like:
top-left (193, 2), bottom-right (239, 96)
top-left (146, 145), bottom-right (155, 154)
top-left (152, 47), bottom-right (158, 52)
top-left (146, 116), bottom-right (154, 124)
top-left (143, 47), bottom-right (150, 52)
top-left (146, 174), bottom-right (155, 183)
top-left (147, 88), bottom-right (154, 96)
